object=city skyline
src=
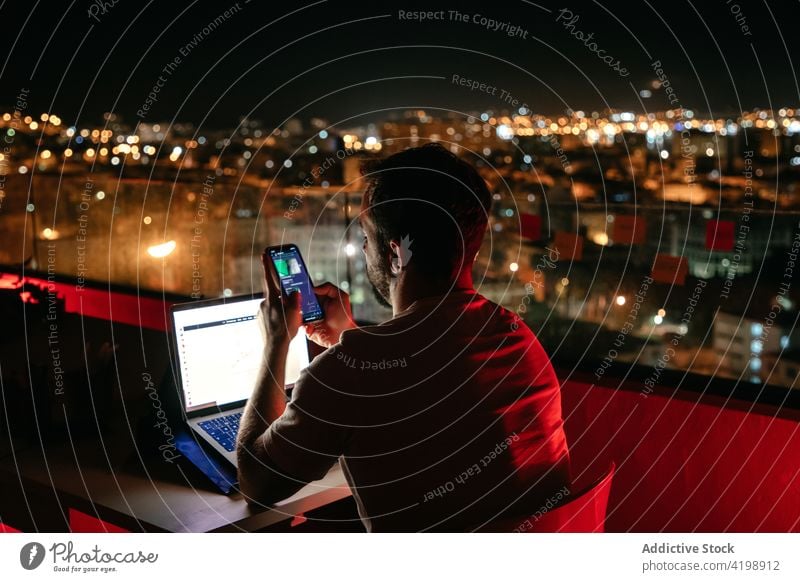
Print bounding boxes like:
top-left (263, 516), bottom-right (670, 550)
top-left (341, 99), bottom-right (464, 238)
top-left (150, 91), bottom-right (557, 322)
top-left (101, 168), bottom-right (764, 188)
top-left (2, 2), bottom-right (800, 392)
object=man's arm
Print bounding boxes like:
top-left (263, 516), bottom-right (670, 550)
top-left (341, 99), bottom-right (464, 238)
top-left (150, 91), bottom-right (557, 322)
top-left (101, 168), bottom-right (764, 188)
top-left (235, 254), bottom-right (357, 507)
top-left (236, 251), bottom-right (305, 506)
top-left (236, 332), bottom-right (306, 506)
top-left (236, 251), bottom-right (358, 506)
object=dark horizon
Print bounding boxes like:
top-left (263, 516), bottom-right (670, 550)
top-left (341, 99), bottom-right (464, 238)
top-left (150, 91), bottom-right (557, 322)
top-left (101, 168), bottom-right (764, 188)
top-left (1, 0), bottom-right (797, 129)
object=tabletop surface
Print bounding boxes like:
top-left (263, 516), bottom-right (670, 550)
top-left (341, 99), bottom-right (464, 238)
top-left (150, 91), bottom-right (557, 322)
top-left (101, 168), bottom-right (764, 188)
top-left (0, 437), bottom-right (351, 532)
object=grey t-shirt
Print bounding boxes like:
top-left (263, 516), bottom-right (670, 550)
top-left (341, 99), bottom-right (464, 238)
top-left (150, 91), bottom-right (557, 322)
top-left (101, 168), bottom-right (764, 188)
top-left (263, 289), bottom-right (571, 531)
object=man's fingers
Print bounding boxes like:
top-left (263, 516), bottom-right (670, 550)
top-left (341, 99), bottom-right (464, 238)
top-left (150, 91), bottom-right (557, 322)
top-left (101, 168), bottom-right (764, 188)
top-left (313, 281), bottom-right (341, 299)
top-left (261, 250), bottom-right (282, 298)
top-left (287, 289), bottom-right (302, 310)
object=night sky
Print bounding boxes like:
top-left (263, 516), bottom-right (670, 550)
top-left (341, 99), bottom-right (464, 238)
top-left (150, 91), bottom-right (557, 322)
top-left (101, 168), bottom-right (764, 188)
top-left (1, 0), bottom-right (797, 129)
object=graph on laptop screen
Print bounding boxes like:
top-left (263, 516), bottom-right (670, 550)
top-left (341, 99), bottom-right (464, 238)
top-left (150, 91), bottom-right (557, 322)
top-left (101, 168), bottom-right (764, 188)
top-left (173, 298), bottom-right (309, 412)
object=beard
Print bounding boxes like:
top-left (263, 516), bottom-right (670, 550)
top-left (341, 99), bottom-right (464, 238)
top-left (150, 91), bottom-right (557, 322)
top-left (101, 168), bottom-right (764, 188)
top-left (366, 259), bottom-right (392, 309)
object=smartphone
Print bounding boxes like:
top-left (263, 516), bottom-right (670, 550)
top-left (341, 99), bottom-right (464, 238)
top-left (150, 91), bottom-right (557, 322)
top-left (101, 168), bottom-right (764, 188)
top-left (266, 244), bottom-right (325, 323)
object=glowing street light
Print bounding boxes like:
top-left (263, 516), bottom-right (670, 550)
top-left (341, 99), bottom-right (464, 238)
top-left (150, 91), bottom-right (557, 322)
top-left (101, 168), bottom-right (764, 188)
top-left (615, 295), bottom-right (626, 306)
top-left (593, 232), bottom-right (609, 246)
top-left (147, 240), bottom-right (176, 258)
top-left (41, 228), bottom-right (59, 240)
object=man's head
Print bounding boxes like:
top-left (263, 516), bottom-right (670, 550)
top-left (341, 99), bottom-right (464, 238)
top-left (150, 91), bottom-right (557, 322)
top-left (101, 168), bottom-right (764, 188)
top-left (358, 143), bottom-right (492, 308)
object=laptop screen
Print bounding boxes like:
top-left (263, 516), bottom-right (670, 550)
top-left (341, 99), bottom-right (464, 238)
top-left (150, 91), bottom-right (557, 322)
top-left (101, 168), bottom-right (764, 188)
top-left (172, 296), bottom-right (310, 413)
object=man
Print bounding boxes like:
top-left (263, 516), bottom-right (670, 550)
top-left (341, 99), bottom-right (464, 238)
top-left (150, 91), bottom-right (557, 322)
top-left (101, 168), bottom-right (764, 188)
top-left (236, 143), bottom-right (571, 532)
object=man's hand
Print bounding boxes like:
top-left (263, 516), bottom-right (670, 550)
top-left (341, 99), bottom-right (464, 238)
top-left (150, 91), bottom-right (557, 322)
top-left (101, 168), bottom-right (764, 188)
top-left (304, 282), bottom-right (357, 349)
top-left (259, 249), bottom-right (302, 347)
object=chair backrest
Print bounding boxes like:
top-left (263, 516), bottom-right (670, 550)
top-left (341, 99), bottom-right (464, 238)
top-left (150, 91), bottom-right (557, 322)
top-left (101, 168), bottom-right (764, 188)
top-left (477, 462), bottom-right (616, 533)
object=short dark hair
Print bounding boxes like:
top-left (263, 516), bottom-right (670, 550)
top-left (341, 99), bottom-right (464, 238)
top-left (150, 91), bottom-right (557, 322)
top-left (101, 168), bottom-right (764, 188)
top-left (361, 143), bottom-right (492, 281)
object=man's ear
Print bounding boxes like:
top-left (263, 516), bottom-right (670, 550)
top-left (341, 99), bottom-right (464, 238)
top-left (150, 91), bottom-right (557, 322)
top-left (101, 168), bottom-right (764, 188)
top-left (389, 235), bottom-right (414, 275)
top-left (389, 240), bottom-right (402, 275)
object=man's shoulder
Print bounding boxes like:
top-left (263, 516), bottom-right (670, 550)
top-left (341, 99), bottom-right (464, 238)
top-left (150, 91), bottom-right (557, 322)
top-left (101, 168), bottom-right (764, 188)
top-left (471, 292), bottom-right (537, 338)
top-left (472, 293), bottom-right (555, 372)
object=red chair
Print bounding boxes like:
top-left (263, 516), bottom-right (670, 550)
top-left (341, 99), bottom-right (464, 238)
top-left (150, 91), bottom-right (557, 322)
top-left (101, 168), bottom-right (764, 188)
top-left (476, 463), bottom-right (616, 532)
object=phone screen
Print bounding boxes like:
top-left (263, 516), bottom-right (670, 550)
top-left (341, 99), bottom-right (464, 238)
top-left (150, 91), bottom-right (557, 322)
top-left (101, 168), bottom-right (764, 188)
top-left (268, 245), bottom-right (325, 323)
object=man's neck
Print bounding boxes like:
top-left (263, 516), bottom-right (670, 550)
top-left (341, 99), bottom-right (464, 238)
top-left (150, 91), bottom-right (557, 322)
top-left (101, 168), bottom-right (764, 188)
top-left (391, 269), bottom-right (473, 316)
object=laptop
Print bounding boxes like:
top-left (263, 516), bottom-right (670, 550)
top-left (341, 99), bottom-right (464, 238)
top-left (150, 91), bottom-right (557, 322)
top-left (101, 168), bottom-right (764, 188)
top-left (170, 293), bottom-right (310, 466)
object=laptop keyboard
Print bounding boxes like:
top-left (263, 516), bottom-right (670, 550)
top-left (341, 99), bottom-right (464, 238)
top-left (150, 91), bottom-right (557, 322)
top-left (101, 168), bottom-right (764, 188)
top-left (198, 412), bottom-right (242, 452)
